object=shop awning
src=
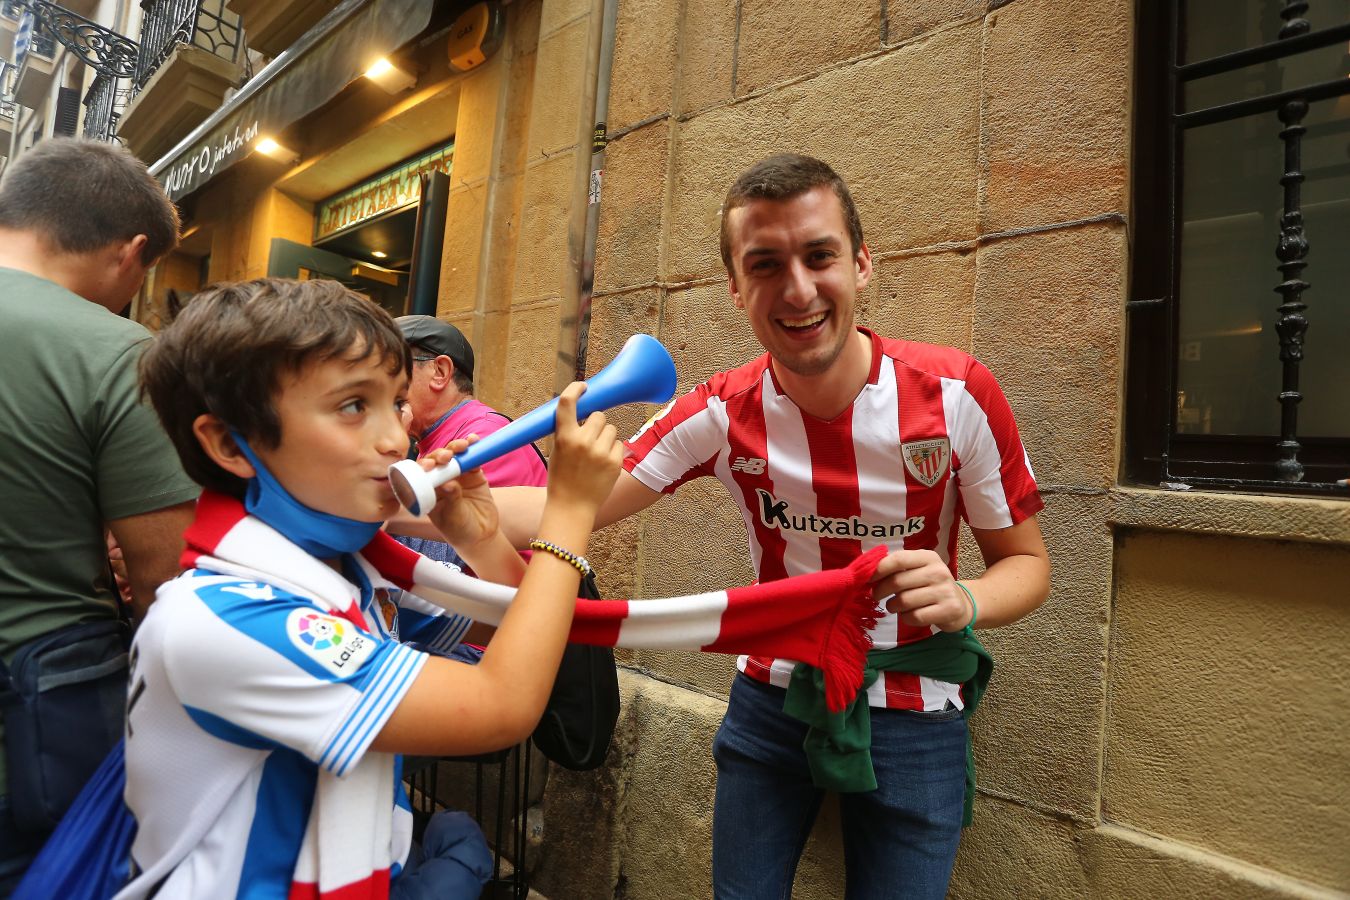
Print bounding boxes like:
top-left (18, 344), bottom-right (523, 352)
top-left (149, 0), bottom-right (436, 202)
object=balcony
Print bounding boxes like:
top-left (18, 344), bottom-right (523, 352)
top-left (117, 0), bottom-right (245, 162)
top-left (223, 0), bottom-right (336, 58)
top-left (81, 72), bottom-right (130, 142)
top-left (12, 44), bottom-right (54, 107)
top-left (1, 94), bottom-right (15, 147)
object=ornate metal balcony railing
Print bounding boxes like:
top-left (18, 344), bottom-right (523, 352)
top-left (7, 2), bottom-right (139, 77)
top-left (1, 60), bottom-right (15, 118)
top-left (81, 71), bottom-right (129, 141)
top-left (133, 0), bottom-right (245, 92)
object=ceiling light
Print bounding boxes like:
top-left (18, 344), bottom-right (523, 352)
top-left (371, 250), bottom-right (387, 259)
top-left (364, 57), bottom-right (415, 93)
top-left (255, 136), bottom-right (299, 165)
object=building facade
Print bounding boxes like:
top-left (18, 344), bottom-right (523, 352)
top-left (5, 0), bottom-right (1346, 897)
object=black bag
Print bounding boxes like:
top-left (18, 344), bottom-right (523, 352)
top-left (530, 571), bottom-right (620, 770)
top-left (0, 619), bottom-right (129, 833)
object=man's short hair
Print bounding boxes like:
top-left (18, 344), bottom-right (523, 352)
top-left (718, 153), bottom-right (864, 273)
top-left (0, 138), bottom-right (180, 265)
top-left (140, 278), bottom-right (412, 498)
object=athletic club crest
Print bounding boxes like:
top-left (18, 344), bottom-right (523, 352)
top-left (901, 437), bottom-right (951, 488)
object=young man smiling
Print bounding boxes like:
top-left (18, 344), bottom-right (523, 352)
top-left (498, 153), bottom-right (1051, 899)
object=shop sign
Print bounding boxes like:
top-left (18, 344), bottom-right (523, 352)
top-left (163, 120), bottom-right (260, 198)
top-left (315, 143), bottom-right (454, 241)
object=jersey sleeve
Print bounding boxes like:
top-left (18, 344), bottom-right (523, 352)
top-left (397, 590), bottom-right (474, 656)
top-left (91, 339), bottom-right (201, 519)
top-left (622, 383), bottom-right (727, 494)
top-left (949, 360), bottom-right (1043, 530)
top-left (160, 578), bottom-right (428, 777)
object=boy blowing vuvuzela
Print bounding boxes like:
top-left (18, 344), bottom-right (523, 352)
top-left (121, 277), bottom-right (622, 898)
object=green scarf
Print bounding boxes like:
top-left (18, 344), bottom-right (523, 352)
top-left (782, 629), bottom-right (993, 826)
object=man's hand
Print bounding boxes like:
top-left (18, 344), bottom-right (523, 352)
top-left (422, 436), bottom-right (500, 552)
top-left (871, 549), bottom-right (974, 633)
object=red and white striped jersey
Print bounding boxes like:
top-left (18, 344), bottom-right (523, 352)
top-left (624, 329), bottom-right (1043, 711)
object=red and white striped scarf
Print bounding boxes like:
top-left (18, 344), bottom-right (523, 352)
top-left (184, 491), bottom-right (883, 713)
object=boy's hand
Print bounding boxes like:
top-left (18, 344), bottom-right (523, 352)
top-left (423, 437), bottom-right (500, 551)
top-left (546, 382), bottom-right (624, 515)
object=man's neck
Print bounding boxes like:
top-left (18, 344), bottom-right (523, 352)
top-left (0, 229), bottom-right (112, 310)
top-left (420, 390), bottom-right (472, 437)
top-left (771, 329), bottom-right (873, 421)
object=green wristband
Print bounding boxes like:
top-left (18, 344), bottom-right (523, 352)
top-left (954, 580), bottom-right (978, 631)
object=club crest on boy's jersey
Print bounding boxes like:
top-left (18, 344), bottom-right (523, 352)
top-left (287, 609), bottom-right (375, 675)
top-left (755, 489), bottom-right (925, 539)
top-left (901, 437), bottom-right (951, 488)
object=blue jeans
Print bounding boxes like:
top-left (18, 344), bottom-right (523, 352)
top-left (711, 674), bottom-right (967, 900)
top-left (0, 796), bottom-right (47, 898)
top-left (392, 809), bottom-right (492, 899)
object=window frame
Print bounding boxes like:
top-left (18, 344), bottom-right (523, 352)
top-left (1125, 0), bottom-right (1350, 496)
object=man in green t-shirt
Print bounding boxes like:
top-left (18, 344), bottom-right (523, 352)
top-left (0, 139), bottom-right (200, 891)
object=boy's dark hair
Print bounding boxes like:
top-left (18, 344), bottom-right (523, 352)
top-left (718, 153), bottom-right (864, 273)
top-left (0, 138), bottom-right (180, 266)
top-left (140, 278), bottom-right (412, 498)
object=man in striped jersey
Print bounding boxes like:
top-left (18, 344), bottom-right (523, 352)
top-left (503, 153), bottom-right (1052, 898)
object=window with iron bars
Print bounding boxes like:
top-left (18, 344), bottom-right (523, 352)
top-left (1126, 0), bottom-right (1350, 496)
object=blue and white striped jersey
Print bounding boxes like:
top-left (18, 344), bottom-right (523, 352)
top-left (118, 559), bottom-right (469, 898)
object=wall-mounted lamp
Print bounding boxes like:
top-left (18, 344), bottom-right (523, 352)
top-left (364, 57), bottom-right (416, 93)
top-left (256, 137), bottom-right (300, 165)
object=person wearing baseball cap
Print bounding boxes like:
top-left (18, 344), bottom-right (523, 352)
top-left (394, 314), bottom-right (548, 505)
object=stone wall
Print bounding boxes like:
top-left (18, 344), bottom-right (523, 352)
top-left (521, 0), bottom-right (1350, 897)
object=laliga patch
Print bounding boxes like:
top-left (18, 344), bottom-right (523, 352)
top-left (901, 437), bottom-right (951, 488)
top-left (286, 609), bottom-right (376, 677)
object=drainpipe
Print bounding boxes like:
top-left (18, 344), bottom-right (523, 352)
top-left (554, 0), bottom-right (617, 389)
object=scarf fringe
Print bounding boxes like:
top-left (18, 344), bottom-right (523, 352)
top-left (818, 547), bottom-right (884, 712)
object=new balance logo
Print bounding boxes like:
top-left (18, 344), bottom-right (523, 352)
top-left (755, 489), bottom-right (925, 539)
top-left (730, 456), bottom-right (767, 475)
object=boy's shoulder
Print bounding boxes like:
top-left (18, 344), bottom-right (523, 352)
top-left (148, 569), bottom-right (386, 683)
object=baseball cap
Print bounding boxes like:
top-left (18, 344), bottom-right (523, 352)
top-left (395, 315), bottom-right (475, 380)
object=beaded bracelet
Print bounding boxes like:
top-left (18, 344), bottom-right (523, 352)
top-left (954, 580), bottom-right (978, 631)
top-left (528, 539), bottom-right (592, 578)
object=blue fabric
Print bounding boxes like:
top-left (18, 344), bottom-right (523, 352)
top-left (232, 433), bottom-right (381, 557)
top-left (237, 749), bottom-right (316, 893)
top-left (711, 674), bottom-right (966, 900)
top-left (391, 810), bottom-right (492, 900)
top-left (11, 742), bottom-right (135, 900)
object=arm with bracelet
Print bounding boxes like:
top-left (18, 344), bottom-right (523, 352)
top-left (372, 383), bottom-right (624, 756)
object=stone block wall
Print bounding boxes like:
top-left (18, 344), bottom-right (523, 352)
top-left (512, 0), bottom-right (1350, 897)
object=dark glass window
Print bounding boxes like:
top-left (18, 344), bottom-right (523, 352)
top-left (1127, 0), bottom-right (1350, 495)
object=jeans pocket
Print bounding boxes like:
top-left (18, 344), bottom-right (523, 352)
top-left (906, 703), bottom-right (964, 723)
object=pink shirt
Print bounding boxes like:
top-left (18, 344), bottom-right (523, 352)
top-left (420, 398), bottom-right (549, 489)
